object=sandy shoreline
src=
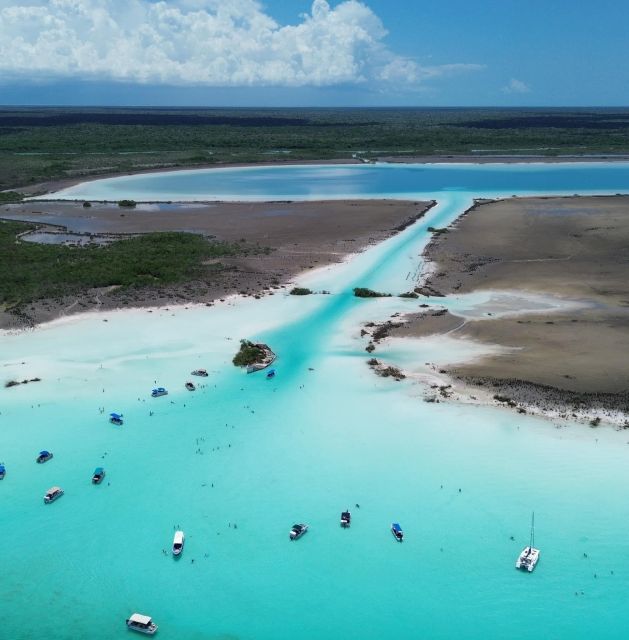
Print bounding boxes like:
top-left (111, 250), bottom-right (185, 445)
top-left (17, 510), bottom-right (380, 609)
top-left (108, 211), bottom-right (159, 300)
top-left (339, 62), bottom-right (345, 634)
top-left (14, 154), bottom-right (629, 198)
top-left (381, 195), bottom-right (629, 425)
top-left (0, 198), bottom-right (434, 329)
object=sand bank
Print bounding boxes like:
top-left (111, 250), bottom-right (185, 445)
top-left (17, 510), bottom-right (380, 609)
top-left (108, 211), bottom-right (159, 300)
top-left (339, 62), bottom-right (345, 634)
top-left (387, 196), bottom-right (629, 423)
top-left (0, 199), bottom-right (433, 329)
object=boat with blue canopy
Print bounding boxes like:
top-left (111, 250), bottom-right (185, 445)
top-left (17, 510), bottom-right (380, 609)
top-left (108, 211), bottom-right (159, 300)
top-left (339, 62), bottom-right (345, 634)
top-left (0, 464), bottom-right (5, 479)
top-left (109, 412), bottom-right (123, 426)
top-left (92, 467), bottom-right (106, 484)
top-left (36, 450), bottom-right (53, 464)
top-left (151, 387), bottom-right (168, 398)
top-left (391, 522), bottom-right (404, 542)
top-left (266, 368), bottom-right (276, 379)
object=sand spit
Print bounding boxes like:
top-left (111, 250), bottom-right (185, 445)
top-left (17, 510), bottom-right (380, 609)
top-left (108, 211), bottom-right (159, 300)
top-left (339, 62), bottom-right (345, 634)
top-left (382, 195), bottom-right (629, 425)
top-left (0, 199), bottom-right (434, 329)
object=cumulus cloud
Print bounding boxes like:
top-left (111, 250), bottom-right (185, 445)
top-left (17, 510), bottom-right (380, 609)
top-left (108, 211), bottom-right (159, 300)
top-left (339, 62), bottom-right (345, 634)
top-left (502, 78), bottom-right (531, 94)
top-left (0, 0), bottom-right (482, 88)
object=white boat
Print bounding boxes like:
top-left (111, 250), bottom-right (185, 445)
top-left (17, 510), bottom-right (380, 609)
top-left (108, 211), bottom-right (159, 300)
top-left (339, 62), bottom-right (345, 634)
top-left (516, 512), bottom-right (540, 572)
top-left (44, 486), bottom-right (64, 504)
top-left (289, 523), bottom-right (308, 540)
top-left (172, 530), bottom-right (185, 556)
top-left (126, 613), bottom-right (158, 635)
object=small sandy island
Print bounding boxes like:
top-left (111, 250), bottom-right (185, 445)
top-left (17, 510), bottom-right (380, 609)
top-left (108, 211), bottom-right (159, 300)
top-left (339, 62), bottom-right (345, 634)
top-left (0, 198), bottom-right (433, 329)
top-left (385, 196), bottom-right (629, 425)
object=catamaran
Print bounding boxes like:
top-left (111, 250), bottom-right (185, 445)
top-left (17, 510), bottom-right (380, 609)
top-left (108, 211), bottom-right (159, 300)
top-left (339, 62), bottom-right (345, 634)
top-left (516, 512), bottom-right (540, 572)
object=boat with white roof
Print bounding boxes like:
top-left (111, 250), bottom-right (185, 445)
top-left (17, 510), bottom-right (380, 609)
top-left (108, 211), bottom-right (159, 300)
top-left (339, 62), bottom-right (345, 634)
top-left (516, 512), bottom-right (540, 572)
top-left (126, 613), bottom-right (158, 635)
top-left (289, 523), bottom-right (308, 540)
top-left (44, 486), bottom-right (64, 503)
top-left (172, 530), bottom-right (185, 556)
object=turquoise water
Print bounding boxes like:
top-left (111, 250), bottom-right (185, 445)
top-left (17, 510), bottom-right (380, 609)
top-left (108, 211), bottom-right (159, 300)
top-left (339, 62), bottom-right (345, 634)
top-left (3, 164), bottom-right (629, 639)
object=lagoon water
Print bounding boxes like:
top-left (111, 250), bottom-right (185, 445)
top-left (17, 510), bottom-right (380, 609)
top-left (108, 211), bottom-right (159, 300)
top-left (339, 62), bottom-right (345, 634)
top-left (4, 163), bottom-right (629, 639)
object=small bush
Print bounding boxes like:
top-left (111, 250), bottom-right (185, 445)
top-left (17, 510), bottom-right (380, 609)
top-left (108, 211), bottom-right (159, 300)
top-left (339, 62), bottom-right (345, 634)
top-left (353, 287), bottom-right (391, 298)
top-left (290, 287), bottom-right (312, 296)
top-left (82, 201), bottom-right (92, 208)
top-left (118, 199), bottom-right (137, 208)
top-left (399, 291), bottom-right (419, 299)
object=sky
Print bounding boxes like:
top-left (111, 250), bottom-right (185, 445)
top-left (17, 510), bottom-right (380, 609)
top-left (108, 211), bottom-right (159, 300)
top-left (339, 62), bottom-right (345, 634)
top-left (0, 0), bottom-right (627, 107)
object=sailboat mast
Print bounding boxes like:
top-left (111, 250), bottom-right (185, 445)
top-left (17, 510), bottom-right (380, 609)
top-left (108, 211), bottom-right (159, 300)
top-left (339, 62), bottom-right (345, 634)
top-left (530, 511), bottom-right (535, 548)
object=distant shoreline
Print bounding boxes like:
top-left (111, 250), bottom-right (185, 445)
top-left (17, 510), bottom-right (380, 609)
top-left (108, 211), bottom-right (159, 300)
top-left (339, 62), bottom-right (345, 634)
top-left (18, 154), bottom-right (629, 198)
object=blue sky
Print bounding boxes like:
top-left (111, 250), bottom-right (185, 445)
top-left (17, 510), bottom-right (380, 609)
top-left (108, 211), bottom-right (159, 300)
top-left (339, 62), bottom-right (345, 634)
top-left (0, 0), bottom-right (627, 107)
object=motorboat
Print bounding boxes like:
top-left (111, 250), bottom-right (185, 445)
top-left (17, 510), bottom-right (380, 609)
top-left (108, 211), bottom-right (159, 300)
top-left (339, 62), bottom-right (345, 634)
top-left (109, 412), bottom-right (123, 426)
top-left (266, 368), bottom-right (276, 379)
top-left (246, 343), bottom-right (276, 373)
top-left (92, 467), bottom-right (106, 484)
top-left (44, 486), bottom-right (64, 503)
top-left (289, 523), bottom-right (308, 540)
top-left (172, 530), bottom-right (185, 556)
top-left (126, 613), bottom-right (158, 635)
top-left (340, 510), bottom-right (351, 528)
top-left (516, 512), bottom-right (540, 572)
top-left (391, 523), bottom-right (404, 542)
top-left (191, 369), bottom-right (208, 377)
top-left (0, 464), bottom-right (5, 480)
top-left (151, 387), bottom-right (168, 398)
top-left (185, 382), bottom-right (196, 391)
top-left (36, 450), bottom-right (53, 464)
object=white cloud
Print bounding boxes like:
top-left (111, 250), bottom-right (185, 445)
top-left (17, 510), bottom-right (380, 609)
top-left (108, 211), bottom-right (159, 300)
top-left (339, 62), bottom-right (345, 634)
top-left (0, 0), bottom-right (482, 88)
top-left (502, 78), bottom-right (531, 94)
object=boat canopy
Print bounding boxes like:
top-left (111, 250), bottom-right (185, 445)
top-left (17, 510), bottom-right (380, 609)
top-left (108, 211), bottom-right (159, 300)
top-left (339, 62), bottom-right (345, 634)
top-left (110, 412), bottom-right (122, 419)
top-left (392, 523), bottom-right (402, 532)
top-left (47, 486), bottom-right (62, 493)
top-left (0, 464), bottom-right (5, 471)
top-left (152, 387), bottom-right (166, 392)
top-left (174, 531), bottom-right (184, 543)
top-left (129, 613), bottom-right (152, 625)
top-left (94, 467), bottom-right (104, 474)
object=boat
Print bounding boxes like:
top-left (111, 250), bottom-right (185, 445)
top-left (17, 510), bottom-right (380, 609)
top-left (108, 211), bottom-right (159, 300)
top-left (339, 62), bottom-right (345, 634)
top-left (516, 512), bottom-right (540, 572)
top-left (246, 343), bottom-right (276, 374)
top-left (289, 523), bottom-right (308, 540)
top-left (191, 369), bottom-right (208, 377)
top-left (44, 486), bottom-right (64, 503)
top-left (172, 530), bottom-right (185, 556)
top-left (340, 510), bottom-right (351, 528)
top-left (0, 464), bottom-right (5, 479)
top-left (92, 467), bottom-right (106, 484)
top-left (185, 381), bottom-right (196, 391)
top-left (36, 450), bottom-right (53, 464)
top-left (151, 387), bottom-right (168, 398)
top-left (125, 613), bottom-right (158, 635)
top-left (266, 368), bottom-right (276, 379)
top-left (391, 522), bottom-right (404, 542)
top-left (109, 412), bottom-right (123, 426)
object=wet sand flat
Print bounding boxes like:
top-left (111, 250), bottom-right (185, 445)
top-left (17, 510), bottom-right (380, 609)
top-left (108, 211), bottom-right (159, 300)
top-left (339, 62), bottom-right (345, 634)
top-left (396, 196), bottom-right (629, 410)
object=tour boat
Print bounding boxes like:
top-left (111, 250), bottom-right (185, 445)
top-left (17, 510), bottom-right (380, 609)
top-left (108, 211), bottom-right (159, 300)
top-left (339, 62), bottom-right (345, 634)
top-left (391, 522), bottom-right (404, 542)
top-left (289, 523), bottom-right (308, 540)
top-left (0, 464), bottom-right (5, 480)
top-left (246, 343), bottom-right (276, 373)
top-left (516, 512), bottom-right (540, 572)
top-left (151, 387), bottom-right (168, 398)
top-left (172, 530), bottom-right (185, 556)
top-left (109, 412), bottom-right (123, 426)
top-left (36, 450), bottom-right (53, 464)
top-left (340, 510), bottom-right (351, 528)
top-left (191, 369), bottom-right (208, 377)
top-left (266, 368), bottom-right (276, 379)
top-left (126, 613), bottom-right (158, 635)
top-left (92, 467), bottom-right (106, 484)
top-left (185, 382), bottom-right (196, 391)
top-left (44, 486), bottom-right (64, 503)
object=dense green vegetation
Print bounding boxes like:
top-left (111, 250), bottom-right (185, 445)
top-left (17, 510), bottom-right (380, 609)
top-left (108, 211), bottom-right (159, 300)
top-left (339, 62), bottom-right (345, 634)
top-left (289, 287), bottom-right (312, 295)
top-left (0, 190), bottom-right (24, 203)
top-left (1, 107), bottom-right (628, 190)
top-left (354, 287), bottom-right (392, 298)
top-left (232, 340), bottom-right (265, 367)
top-left (0, 220), bottom-right (250, 306)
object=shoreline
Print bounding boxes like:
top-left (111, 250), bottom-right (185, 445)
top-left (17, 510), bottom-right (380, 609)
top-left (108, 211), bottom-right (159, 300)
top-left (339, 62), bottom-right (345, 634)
top-left (375, 195), bottom-right (629, 427)
top-left (15, 154), bottom-right (629, 198)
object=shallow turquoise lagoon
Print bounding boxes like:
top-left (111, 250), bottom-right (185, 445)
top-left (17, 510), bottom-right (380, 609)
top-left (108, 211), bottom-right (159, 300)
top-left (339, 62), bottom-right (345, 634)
top-left (3, 164), bottom-right (629, 639)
